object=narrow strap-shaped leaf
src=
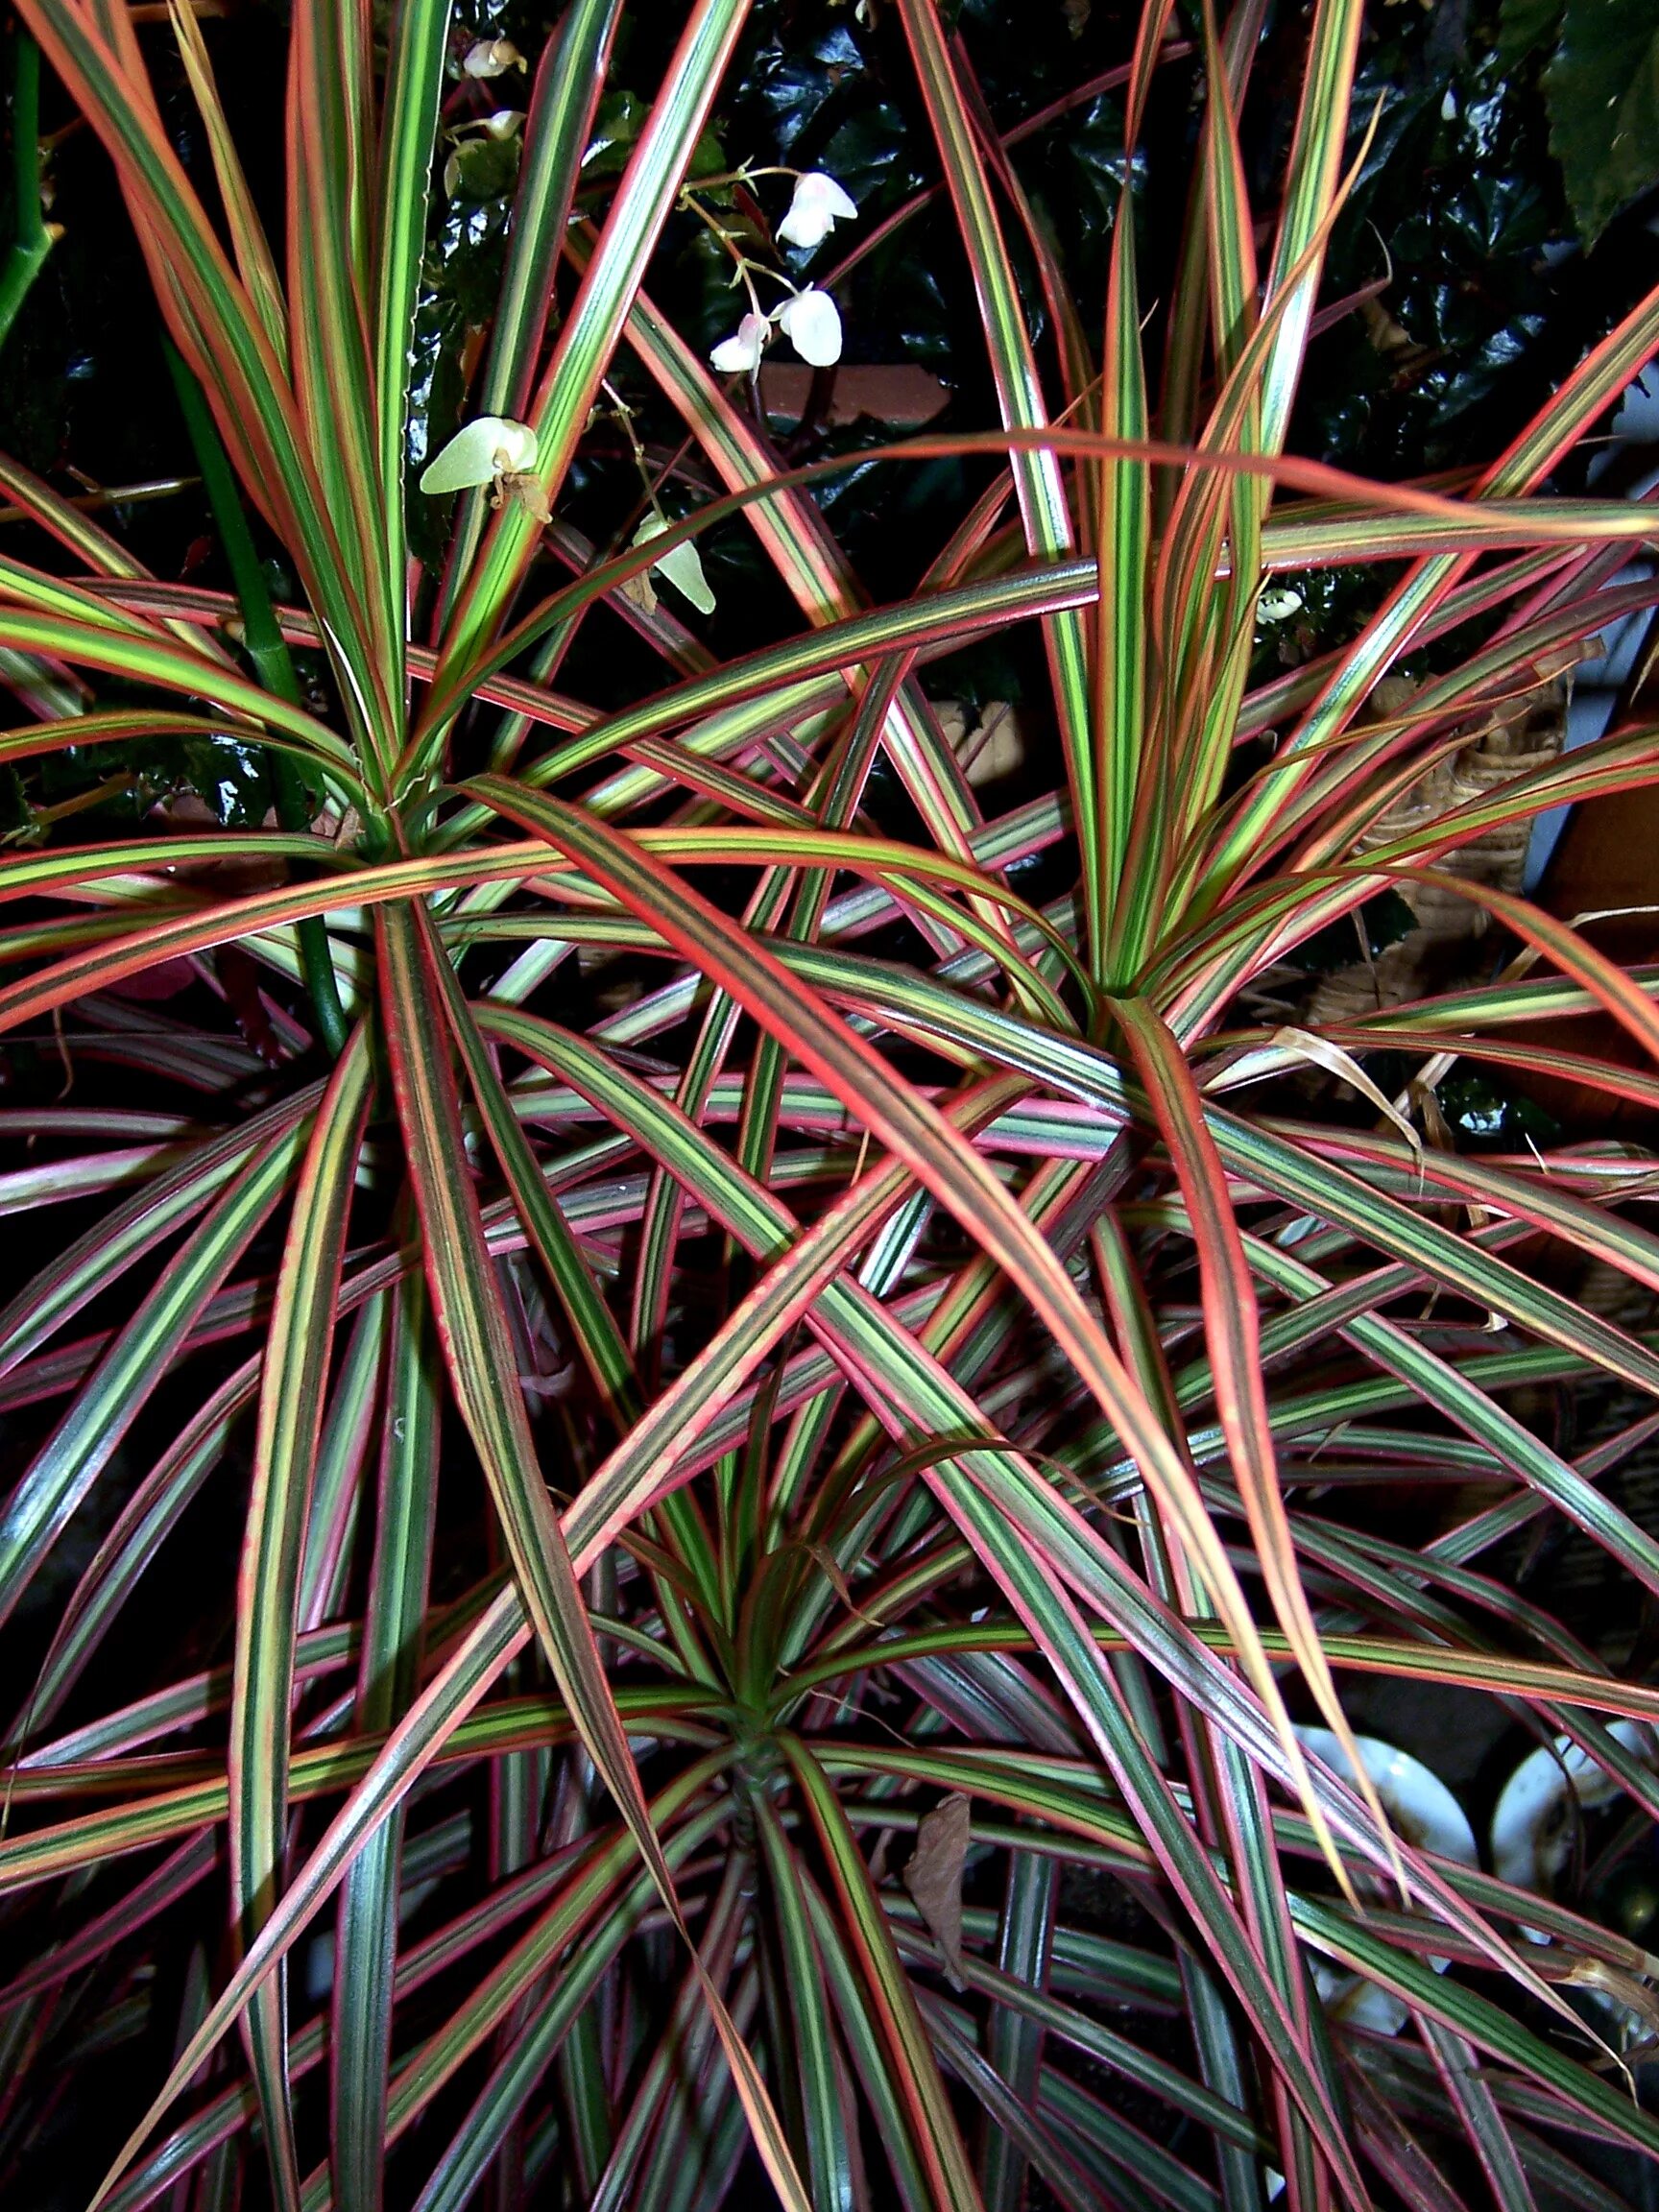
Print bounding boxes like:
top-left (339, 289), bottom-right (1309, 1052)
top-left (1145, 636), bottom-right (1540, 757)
top-left (371, 0), bottom-right (451, 656)
top-left (14, 0), bottom-right (384, 737)
top-left (329, 1266), bottom-right (438, 2212)
top-left (92, 1829), bottom-right (554, 2212)
top-left (374, 898), bottom-right (811, 2212)
top-left (434, 0), bottom-right (626, 629)
top-left (797, 1861), bottom-right (938, 2212)
top-left (753, 1796), bottom-right (856, 2212)
top-left (586, 1859), bottom-right (751, 2212)
top-left (228, 1023), bottom-right (371, 2212)
top-left (770, 933), bottom-right (1659, 1402)
top-left (1183, 1949), bottom-right (1272, 2212)
top-left (464, 867), bottom-right (1354, 1937)
top-left (783, 1736), bottom-right (984, 2211)
top-left (0, 827), bottom-right (352, 906)
top-left (0, 1117), bottom-right (307, 1631)
top-left (1155, 120), bottom-right (1379, 909)
top-left (19, 1618), bottom-right (355, 1779)
top-left (0, 607), bottom-right (359, 775)
top-left (1145, 0), bottom-right (1256, 813)
top-left (376, 902), bottom-right (634, 1705)
top-left (0, 1087), bottom-right (314, 1382)
top-left (283, 0), bottom-right (394, 700)
top-left (1315, 711), bottom-right (1659, 878)
top-left (1238, 1228), bottom-right (1659, 1605)
top-left (412, 425), bottom-right (1656, 777)
top-left (1290, 1893), bottom-right (1659, 2164)
top-left (1111, 994), bottom-right (1389, 1891)
top-left (0, 547), bottom-right (199, 639)
top-left (0, 1830), bottom-right (219, 2020)
top-left (429, 0), bottom-right (752, 712)
top-left (419, 903), bottom-right (640, 1429)
top-left (5, 1359), bottom-right (255, 1749)
top-left (802, 1617), bottom-right (1659, 1758)
top-left (0, 449), bottom-right (158, 579)
top-left (1416, 2015), bottom-right (1539, 2212)
top-left (0, 842), bottom-right (559, 1033)
top-left (467, 1009), bottom-right (1386, 2188)
top-left (980, 1851), bottom-right (1056, 2212)
top-left (1038, 2066), bottom-right (1218, 2212)
top-left (1396, 867), bottom-right (1659, 1069)
top-left (79, 1612), bottom-right (720, 2203)
top-left (1257, 0), bottom-right (1363, 447)
top-left (954, 47), bottom-right (1094, 411)
top-left (602, 258), bottom-right (998, 889)
top-left (405, 1839), bottom-right (706, 2212)
top-left (553, 1070), bottom-right (1022, 1570)
top-left (894, 0), bottom-right (1095, 962)
top-left (927, 2000), bottom-right (1142, 2212)
top-left (914, 1919), bottom-right (1264, 2158)
top-left (349, 1774), bottom-right (733, 2180)
top-left (166, 0), bottom-right (286, 354)
top-left (1201, 274), bottom-right (1659, 891)
top-left (1094, 148), bottom-right (1152, 966)
top-left (2, 1669), bottom-right (714, 1896)
top-left (0, 708), bottom-right (271, 772)
top-left (464, 781), bottom-right (1316, 1755)
top-left (631, 861), bottom-right (794, 1389)
top-left (1213, 1021), bottom-right (1659, 1119)
top-left (297, 1296), bottom-right (386, 1631)
top-left (882, 1456), bottom-right (1369, 2203)
top-left (477, 1007), bottom-right (1455, 1925)
top-left (484, 0), bottom-right (624, 423)
top-left (165, 337), bottom-right (353, 1049)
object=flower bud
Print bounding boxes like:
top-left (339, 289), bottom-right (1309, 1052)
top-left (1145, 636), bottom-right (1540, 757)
top-left (462, 36), bottom-right (524, 78)
top-left (709, 311), bottom-right (770, 375)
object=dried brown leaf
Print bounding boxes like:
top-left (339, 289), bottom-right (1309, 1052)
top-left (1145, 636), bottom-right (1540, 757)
top-left (902, 1792), bottom-right (971, 1990)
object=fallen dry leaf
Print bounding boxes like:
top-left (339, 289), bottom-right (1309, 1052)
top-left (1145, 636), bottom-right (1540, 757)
top-left (617, 568), bottom-right (659, 617)
top-left (902, 1791), bottom-right (971, 1990)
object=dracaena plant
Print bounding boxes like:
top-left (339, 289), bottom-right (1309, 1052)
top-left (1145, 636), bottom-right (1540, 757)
top-left (3, 0), bottom-right (1659, 2206)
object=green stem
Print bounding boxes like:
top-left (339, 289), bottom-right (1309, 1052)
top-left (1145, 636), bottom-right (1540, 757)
top-left (164, 340), bottom-right (351, 1057)
top-left (0, 34), bottom-right (55, 352)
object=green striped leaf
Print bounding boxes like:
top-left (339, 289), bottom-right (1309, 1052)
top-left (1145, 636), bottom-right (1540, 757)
top-left (329, 1268), bottom-right (437, 2212)
top-left (228, 1024), bottom-right (371, 2211)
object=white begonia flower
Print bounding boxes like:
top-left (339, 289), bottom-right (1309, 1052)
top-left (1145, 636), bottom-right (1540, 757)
top-left (419, 415), bottom-right (538, 495)
top-left (482, 108), bottom-right (524, 137)
top-left (632, 513), bottom-right (715, 616)
top-left (463, 36), bottom-right (524, 78)
top-left (775, 286), bottom-right (842, 369)
top-left (709, 311), bottom-right (770, 375)
top-left (777, 171), bottom-right (858, 252)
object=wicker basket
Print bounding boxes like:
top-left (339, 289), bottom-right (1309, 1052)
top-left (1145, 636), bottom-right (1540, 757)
top-left (1306, 672), bottom-right (1571, 1025)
